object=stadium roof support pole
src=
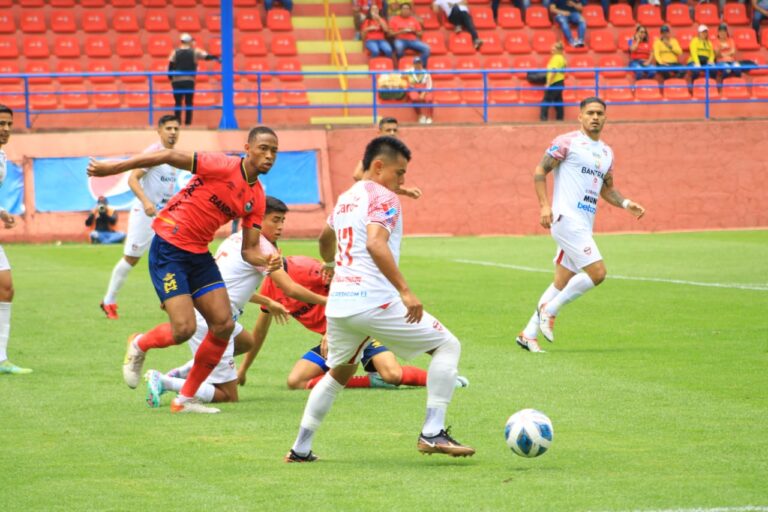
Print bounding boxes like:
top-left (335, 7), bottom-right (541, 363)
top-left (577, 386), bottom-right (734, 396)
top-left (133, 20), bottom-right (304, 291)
top-left (218, 0), bottom-right (238, 129)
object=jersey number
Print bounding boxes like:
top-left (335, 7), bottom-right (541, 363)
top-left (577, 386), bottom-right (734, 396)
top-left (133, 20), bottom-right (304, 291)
top-left (336, 227), bottom-right (353, 266)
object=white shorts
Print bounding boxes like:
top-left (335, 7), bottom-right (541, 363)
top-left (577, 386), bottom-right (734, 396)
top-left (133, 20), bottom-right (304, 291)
top-left (123, 206), bottom-right (155, 258)
top-left (326, 299), bottom-right (458, 369)
top-left (550, 216), bottom-right (603, 273)
top-left (0, 245), bottom-right (9, 272)
top-left (187, 310), bottom-right (243, 385)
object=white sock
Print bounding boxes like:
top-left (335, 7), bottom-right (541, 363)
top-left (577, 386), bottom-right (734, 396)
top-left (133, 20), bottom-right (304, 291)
top-left (168, 360), bottom-right (194, 379)
top-left (104, 258), bottom-right (134, 304)
top-left (523, 284), bottom-right (560, 338)
top-left (161, 376), bottom-right (215, 403)
top-left (545, 273), bottom-right (596, 316)
top-left (423, 335), bottom-right (461, 436)
top-left (0, 302), bottom-right (10, 362)
top-left (292, 373), bottom-right (344, 455)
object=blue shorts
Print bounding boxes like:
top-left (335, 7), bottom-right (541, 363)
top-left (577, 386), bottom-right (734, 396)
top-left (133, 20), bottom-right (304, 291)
top-left (148, 236), bottom-right (225, 303)
top-left (302, 339), bottom-right (389, 373)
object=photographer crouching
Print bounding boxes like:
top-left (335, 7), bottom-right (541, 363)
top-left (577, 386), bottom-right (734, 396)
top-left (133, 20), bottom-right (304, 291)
top-left (86, 196), bottom-right (126, 245)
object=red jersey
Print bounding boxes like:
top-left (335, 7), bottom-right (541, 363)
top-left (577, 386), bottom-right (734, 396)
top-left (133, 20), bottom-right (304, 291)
top-left (389, 15), bottom-right (422, 41)
top-left (260, 255), bottom-right (329, 334)
top-left (153, 152), bottom-right (266, 254)
top-left (362, 18), bottom-right (386, 41)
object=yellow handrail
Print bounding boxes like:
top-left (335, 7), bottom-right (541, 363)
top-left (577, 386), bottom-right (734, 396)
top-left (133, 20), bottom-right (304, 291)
top-left (325, 12), bottom-right (350, 116)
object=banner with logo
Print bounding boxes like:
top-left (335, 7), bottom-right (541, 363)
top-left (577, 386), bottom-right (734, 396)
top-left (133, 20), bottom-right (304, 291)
top-left (32, 150), bottom-right (320, 213)
top-left (0, 160), bottom-right (25, 215)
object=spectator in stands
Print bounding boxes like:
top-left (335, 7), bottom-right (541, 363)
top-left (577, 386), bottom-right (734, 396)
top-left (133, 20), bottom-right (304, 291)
top-left (714, 23), bottom-right (742, 79)
top-left (540, 42), bottom-right (566, 122)
top-left (653, 24), bottom-right (684, 79)
top-left (388, 3), bottom-right (431, 66)
top-left (492, 0), bottom-right (531, 22)
top-left (629, 24), bottom-right (655, 80)
top-left (406, 57), bottom-right (434, 124)
top-left (168, 33), bottom-right (221, 126)
top-left (688, 24), bottom-right (716, 80)
top-left (362, 4), bottom-right (393, 58)
top-left (753, 0), bottom-right (768, 39)
top-left (354, 0), bottom-right (386, 38)
top-left (86, 197), bottom-right (125, 245)
top-left (548, 0), bottom-right (587, 48)
top-left (265, 0), bottom-right (293, 11)
top-left (433, 0), bottom-right (483, 50)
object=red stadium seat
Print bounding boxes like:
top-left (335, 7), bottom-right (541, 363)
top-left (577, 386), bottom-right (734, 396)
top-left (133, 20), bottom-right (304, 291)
top-left (519, 81), bottom-right (545, 103)
top-left (142, 0), bottom-right (168, 6)
top-left (244, 58), bottom-right (272, 81)
top-left (449, 32), bottom-right (476, 55)
top-left (85, 36), bottom-right (112, 58)
top-left (0, 37), bottom-right (19, 59)
top-left (742, 52), bottom-right (768, 76)
top-left (478, 31), bottom-right (503, 55)
top-left (113, 11), bottom-right (140, 32)
top-left (666, 4), bottom-right (693, 27)
top-left (0, 13), bottom-right (15, 34)
top-left (570, 54), bottom-right (595, 79)
top-left (240, 34), bottom-right (268, 56)
top-left (609, 4), bottom-right (635, 27)
top-left (733, 28), bottom-right (759, 51)
top-left (531, 30), bottom-right (556, 53)
top-left (51, 11), bottom-right (77, 33)
top-left (202, 0), bottom-right (220, 5)
top-left (81, 0), bottom-right (107, 5)
top-left (416, 7), bottom-right (440, 30)
top-left (252, 85), bottom-right (280, 107)
top-left (267, 9), bottom-right (293, 31)
top-left (82, 11), bottom-right (108, 33)
top-left (176, 11), bottom-right (202, 32)
top-left (397, 56), bottom-right (415, 71)
top-left (636, 5), bottom-right (663, 27)
top-left (525, 5), bottom-right (551, 28)
top-left (590, 29), bottom-right (616, 53)
top-left (20, 13), bottom-right (46, 34)
top-left (116, 35), bottom-right (143, 58)
top-left (602, 79), bottom-right (633, 101)
top-left (20, 0), bottom-right (44, 5)
top-left (369, 56), bottom-right (394, 72)
top-left (148, 34), bottom-right (174, 58)
top-left (692, 77), bottom-right (718, 99)
top-left (61, 85), bottom-right (90, 109)
top-left (29, 86), bottom-right (58, 111)
top-left (497, 6), bottom-right (523, 29)
top-left (694, 4), bottom-right (719, 26)
top-left (423, 32), bottom-right (448, 55)
top-left (236, 12), bottom-right (263, 32)
top-left (504, 31), bottom-right (532, 54)
top-left (0, 86), bottom-right (27, 110)
top-left (145, 10), bottom-right (171, 32)
top-left (92, 84), bottom-right (122, 108)
top-left (489, 80), bottom-right (518, 103)
top-left (54, 36), bottom-right (81, 59)
top-left (511, 55), bottom-right (542, 76)
top-left (23, 36), bottom-right (50, 59)
top-left (433, 86), bottom-right (463, 104)
top-left (598, 54), bottom-right (626, 78)
top-left (120, 60), bottom-right (148, 83)
top-left (272, 35), bottom-right (298, 56)
top-left (582, 5), bottom-right (607, 28)
top-left (124, 85), bottom-right (150, 108)
top-left (207, 37), bottom-right (222, 56)
top-left (723, 4), bottom-right (749, 26)
top-left (751, 78), bottom-right (768, 99)
top-left (564, 80), bottom-right (596, 102)
top-left (721, 77), bottom-right (749, 99)
top-left (617, 28), bottom-right (635, 51)
top-left (281, 83), bottom-right (309, 106)
top-left (275, 58), bottom-right (303, 82)
top-left (483, 55), bottom-right (512, 80)
top-left (461, 80), bottom-right (486, 104)
top-left (427, 56), bottom-right (455, 80)
top-left (193, 90), bottom-right (219, 107)
top-left (172, 0), bottom-right (197, 5)
top-left (763, 30), bottom-right (768, 49)
top-left (634, 79), bottom-right (662, 101)
top-left (677, 28), bottom-right (696, 51)
top-left (206, 13), bottom-right (221, 32)
top-left (112, 0), bottom-right (135, 5)
top-left (87, 61), bottom-right (116, 84)
top-left (0, 61), bottom-right (20, 84)
top-left (456, 56), bottom-right (482, 80)
top-left (471, 7), bottom-right (496, 29)
top-left (25, 61), bottom-right (52, 84)
top-left (148, 59), bottom-right (169, 83)
top-left (51, 0), bottom-right (75, 5)
top-left (662, 79), bottom-right (689, 101)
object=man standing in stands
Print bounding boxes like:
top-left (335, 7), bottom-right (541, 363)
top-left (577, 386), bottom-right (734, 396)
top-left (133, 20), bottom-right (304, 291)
top-left (168, 33), bottom-right (221, 126)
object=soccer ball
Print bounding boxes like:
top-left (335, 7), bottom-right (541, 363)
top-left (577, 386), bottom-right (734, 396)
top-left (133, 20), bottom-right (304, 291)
top-left (504, 409), bottom-right (553, 458)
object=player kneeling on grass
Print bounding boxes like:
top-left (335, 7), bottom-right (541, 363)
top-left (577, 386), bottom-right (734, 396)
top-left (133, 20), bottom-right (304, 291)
top-left (140, 197), bottom-right (327, 410)
top-left (237, 254), bottom-right (469, 390)
top-left (286, 136), bottom-right (474, 463)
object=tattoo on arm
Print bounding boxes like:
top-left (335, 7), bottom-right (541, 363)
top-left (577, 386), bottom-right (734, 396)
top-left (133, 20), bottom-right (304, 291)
top-left (539, 153), bottom-right (559, 173)
top-left (600, 172), bottom-right (625, 207)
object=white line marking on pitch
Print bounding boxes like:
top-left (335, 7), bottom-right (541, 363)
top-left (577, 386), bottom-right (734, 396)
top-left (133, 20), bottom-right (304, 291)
top-left (452, 259), bottom-right (768, 292)
top-left (603, 507), bottom-right (768, 512)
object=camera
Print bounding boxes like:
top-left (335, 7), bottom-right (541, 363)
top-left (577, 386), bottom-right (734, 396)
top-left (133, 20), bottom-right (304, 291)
top-left (98, 204), bottom-right (107, 214)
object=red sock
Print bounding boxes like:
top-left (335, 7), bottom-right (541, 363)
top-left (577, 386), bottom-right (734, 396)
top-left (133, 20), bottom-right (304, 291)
top-left (179, 332), bottom-right (228, 398)
top-left (137, 323), bottom-right (176, 352)
top-left (305, 375), bottom-right (323, 389)
top-left (305, 374), bottom-right (372, 389)
top-left (400, 366), bottom-right (428, 387)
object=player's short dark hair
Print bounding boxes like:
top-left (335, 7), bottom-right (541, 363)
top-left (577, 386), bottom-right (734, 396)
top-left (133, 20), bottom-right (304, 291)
top-left (157, 114), bottom-right (178, 127)
top-left (248, 126), bottom-right (277, 143)
top-left (580, 97), bottom-right (607, 110)
top-left (0, 104), bottom-right (13, 117)
top-left (265, 196), bottom-right (288, 215)
top-left (378, 117), bottom-right (398, 129)
top-left (362, 136), bottom-right (411, 172)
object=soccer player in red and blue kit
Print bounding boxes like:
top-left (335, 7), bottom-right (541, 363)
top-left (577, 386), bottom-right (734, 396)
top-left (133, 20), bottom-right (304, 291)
top-left (87, 126), bottom-right (282, 413)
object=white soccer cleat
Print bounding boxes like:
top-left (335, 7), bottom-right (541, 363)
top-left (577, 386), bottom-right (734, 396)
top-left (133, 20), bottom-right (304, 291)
top-left (455, 376), bottom-right (470, 388)
top-left (170, 397), bottom-right (220, 414)
top-left (538, 304), bottom-right (556, 343)
top-left (516, 333), bottom-right (545, 353)
top-left (123, 333), bottom-right (146, 389)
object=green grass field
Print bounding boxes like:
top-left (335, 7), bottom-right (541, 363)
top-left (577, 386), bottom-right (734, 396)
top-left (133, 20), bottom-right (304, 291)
top-left (2, 230), bottom-right (767, 512)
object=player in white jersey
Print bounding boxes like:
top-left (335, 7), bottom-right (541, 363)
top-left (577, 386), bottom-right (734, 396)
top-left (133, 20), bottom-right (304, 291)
top-left (286, 136), bottom-right (475, 462)
top-left (0, 105), bottom-right (30, 375)
top-left (140, 197), bottom-right (327, 411)
top-left (100, 115), bottom-right (182, 320)
top-left (515, 97), bottom-right (646, 353)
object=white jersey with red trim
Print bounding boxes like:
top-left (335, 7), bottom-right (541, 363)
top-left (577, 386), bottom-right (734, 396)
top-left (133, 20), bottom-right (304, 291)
top-left (325, 180), bottom-right (403, 318)
top-left (213, 231), bottom-right (277, 314)
top-left (132, 142), bottom-right (180, 211)
top-left (547, 130), bottom-right (614, 230)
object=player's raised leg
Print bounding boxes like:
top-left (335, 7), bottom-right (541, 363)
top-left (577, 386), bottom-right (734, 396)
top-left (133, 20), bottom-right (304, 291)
top-left (0, 263), bottom-right (31, 375)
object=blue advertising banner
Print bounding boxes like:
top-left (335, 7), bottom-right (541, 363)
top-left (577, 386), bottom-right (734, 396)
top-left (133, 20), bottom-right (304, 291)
top-left (32, 150), bottom-right (320, 213)
top-left (0, 160), bottom-right (25, 215)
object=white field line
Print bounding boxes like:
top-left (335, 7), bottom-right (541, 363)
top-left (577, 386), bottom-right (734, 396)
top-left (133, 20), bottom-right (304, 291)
top-left (600, 507), bottom-right (768, 512)
top-left (452, 259), bottom-right (768, 292)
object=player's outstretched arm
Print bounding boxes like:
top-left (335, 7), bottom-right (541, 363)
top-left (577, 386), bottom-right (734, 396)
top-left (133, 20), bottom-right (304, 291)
top-left (397, 185), bottom-right (423, 199)
top-left (248, 293), bottom-right (291, 325)
top-left (366, 224), bottom-right (423, 324)
top-left (241, 227), bottom-right (283, 272)
top-left (87, 149), bottom-right (193, 177)
top-left (534, 153), bottom-right (559, 229)
top-left (269, 268), bottom-right (328, 306)
top-left (237, 311), bottom-right (273, 386)
top-left (600, 172), bottom-right (645, 220)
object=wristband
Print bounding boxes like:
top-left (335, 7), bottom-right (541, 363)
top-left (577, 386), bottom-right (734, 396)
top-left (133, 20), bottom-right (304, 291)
top-left (323, 261), bottom-right (335, 269)
top-left (621, 199), bottom-right (631, 209)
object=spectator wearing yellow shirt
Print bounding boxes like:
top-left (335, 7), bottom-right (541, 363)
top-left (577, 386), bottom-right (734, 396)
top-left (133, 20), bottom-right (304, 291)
top-left (688, 25), bottom-right (716, 80)
top-left (653, 24), bottom-right (684, 79)
top-left (541, 42), bottom-right (566, 122)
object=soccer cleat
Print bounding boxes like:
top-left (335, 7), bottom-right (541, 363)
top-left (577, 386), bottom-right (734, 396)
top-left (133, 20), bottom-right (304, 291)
top-left (417, 428), bottom-right (476, 457)
top-left (284, 449), bottom-right (319, 463)
top-left (516, 333), bottom-right (545, 353)
top-left (144, 369), bottom-right (165, 408)
top-left (369, 373), bottom-right (398, 389)
top-left (0, 360), bottom-right (33, 375)
top-left (170, 396), bottom-right (220, 414)
top-left (455, 375), bottom-right (470, 388)
top-left (100, 302), bottom-right (119, 320)
top-left (122, 333), bottom-right (146, 389)
top-left (538, 303), bottom-right (556, 343)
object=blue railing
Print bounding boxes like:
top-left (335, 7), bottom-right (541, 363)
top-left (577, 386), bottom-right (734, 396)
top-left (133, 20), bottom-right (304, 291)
top-left (1, 64), bottom-right (766, 128)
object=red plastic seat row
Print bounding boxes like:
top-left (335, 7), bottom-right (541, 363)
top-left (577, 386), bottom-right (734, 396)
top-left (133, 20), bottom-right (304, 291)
top-left (12, 0), bottom-right (259, 6)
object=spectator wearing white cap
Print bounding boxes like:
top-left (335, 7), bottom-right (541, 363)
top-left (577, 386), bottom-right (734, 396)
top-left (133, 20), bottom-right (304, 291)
top-left (168, 33), bottom-right (221, 125)
top-left (688, 24), bottom-right (715, 81)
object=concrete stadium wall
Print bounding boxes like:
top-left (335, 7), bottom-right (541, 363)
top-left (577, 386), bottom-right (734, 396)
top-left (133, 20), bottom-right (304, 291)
top-left (3, 119), bottom-right (767, 243)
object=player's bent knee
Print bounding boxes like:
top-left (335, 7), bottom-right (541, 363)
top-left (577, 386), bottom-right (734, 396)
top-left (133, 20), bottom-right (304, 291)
top-left (171, 321), bottom-right (197, 342)
top-left (286, 377), bottom-right (307, 390)
top-left (0, 285), bottom-right (14, 302)
top-left (210, 317), bottom-right (235, 339)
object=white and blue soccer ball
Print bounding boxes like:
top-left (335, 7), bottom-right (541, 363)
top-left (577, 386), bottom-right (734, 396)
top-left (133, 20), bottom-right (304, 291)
top-left (504, 409), bottom-right (553, 458)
